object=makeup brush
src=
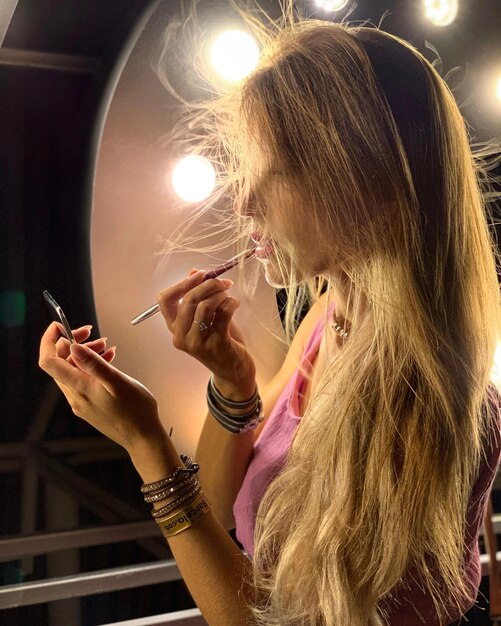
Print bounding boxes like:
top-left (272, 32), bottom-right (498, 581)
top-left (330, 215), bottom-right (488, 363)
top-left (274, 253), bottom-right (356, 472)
top-left (130, 247), bottom-right (257, 325)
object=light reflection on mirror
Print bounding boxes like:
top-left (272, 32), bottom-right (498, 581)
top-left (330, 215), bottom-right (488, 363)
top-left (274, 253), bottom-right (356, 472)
top-left (210, 29), bottom-right (260, 82)
top-left (171, 156), bottom-right (216, 203)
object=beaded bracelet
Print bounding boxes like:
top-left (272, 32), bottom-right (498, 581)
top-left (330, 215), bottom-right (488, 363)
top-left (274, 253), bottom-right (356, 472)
top-left (140, 454), bottom-right (199, 494)
top-left (142, 457), bottom-right (212, 538)
top-left (151, 482), bottom-right (202, 519)
top-left (143, 476), bottom-right (197, 503)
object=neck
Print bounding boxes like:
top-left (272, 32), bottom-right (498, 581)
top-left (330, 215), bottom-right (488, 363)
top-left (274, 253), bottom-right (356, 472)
top-left (328, 271), bottom-right (352, 328)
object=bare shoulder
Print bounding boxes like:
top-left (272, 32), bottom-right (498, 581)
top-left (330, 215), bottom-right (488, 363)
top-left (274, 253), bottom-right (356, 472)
top-left (294, 290), bottom-right (330, 346)
top-left (278, 289), bottom-right (331, 372)
top-left (252, 289), bottom-right (330, 441)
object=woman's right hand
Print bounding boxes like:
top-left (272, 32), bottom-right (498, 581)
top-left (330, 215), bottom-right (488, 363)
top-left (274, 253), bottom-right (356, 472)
top-left (156, 268), bottom-right (257, 398)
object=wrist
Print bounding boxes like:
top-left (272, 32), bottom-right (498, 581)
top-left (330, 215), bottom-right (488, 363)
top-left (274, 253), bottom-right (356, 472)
top-left (129, 428), bottom-right (184, 484)
top-left (211, 375), bottom-right (257, 403)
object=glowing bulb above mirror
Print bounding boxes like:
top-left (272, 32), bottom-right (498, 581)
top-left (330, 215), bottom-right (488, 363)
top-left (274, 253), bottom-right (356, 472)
top-left (315, 0), bottom-right (349, 11)
top-left (424, 0), bottom-right (459, 27)
top-left (210, 30), bottom-right (260, 82)
top-left (171, 156), bottom-right (216, 203)
top-left (496, 75), bottom-right (501, 103)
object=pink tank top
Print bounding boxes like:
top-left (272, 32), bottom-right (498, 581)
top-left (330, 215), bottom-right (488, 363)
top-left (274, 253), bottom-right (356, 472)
top-left (233, 312), bottom-right (327, 552)
top-left (232, 315), bottom-right (501, 624)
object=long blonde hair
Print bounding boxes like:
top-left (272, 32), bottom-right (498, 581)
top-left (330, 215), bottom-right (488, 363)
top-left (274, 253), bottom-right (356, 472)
top-left (158, 3), bottom-right (501, 623)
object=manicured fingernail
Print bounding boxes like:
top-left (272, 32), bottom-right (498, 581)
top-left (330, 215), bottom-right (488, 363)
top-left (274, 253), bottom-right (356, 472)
top-left (220, 279), bottom-right (233, 287)
top-left (70, 343), bottom-right (90, 360)
top-left (189, 270), bottom-right (205, 280)
top-left (99, 346), bottom-right (115, 356)
top-left (75, 324), bottom-right (92, 332)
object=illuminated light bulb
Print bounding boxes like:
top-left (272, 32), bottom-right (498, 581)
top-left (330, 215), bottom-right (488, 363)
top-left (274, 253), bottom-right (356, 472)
top-left (496, 76), bottom-right (501, 103)
top-left (171, 156), bottom-right (216, 203)
top-left (210, 30), bottom-right (259, 82)
top-left (424, 0), bottom-right (459, 27)
top-left (315, 0), bottom-right (349, 10)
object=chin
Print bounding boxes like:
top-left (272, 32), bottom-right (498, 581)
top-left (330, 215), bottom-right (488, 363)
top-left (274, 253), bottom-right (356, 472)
top-left (264, 275), bottom-right (288, 289)
top-left (259, 259), bottom-right (287, 288)
top-left (261, 258), bottom-right (307, 288)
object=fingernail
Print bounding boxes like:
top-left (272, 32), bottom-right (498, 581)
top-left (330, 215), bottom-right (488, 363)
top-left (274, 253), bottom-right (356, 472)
top-left (70, 343), bottom-right (90, 360)
top-left (221, 279), bottom-right (233, 287)
top-left (190, 270), bottom-right (205, 280)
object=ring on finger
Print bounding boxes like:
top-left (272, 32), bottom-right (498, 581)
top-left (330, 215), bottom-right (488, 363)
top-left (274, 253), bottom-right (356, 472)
top-left (193, 320), bottom-right (210, 331)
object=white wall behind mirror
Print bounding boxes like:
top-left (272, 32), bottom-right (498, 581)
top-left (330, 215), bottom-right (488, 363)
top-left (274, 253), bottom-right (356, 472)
top-left (91, 0), bottom-right (286, 456)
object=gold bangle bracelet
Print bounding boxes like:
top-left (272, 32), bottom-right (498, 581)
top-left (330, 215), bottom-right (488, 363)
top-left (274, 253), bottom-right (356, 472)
top-left (155, 492), bottom-right (211, 538)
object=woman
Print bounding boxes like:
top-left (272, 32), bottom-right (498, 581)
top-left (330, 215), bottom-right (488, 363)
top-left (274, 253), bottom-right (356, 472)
top-left (39, 12), bottom-right (501, 626)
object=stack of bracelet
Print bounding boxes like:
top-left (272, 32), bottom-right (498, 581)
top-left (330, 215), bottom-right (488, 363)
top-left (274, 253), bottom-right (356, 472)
top-left (141, 454), bottom-right (211, 538)
top-left (206, 375), bottom-right (265, 434)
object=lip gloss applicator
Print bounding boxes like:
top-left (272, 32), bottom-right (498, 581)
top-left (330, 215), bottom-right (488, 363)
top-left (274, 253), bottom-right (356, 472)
top-left (130, 247), bottom-right (257, 326)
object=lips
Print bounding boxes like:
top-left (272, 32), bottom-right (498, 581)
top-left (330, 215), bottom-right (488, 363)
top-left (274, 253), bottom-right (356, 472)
top-left (256, 241), bottom-right (273, 259)
top-left (251, 231), bottom-right (273, 259)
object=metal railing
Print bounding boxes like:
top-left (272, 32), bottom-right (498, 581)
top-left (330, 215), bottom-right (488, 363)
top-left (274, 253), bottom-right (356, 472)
top-left (0, 384), bottom-right (498, 625)
top-left (98, 608), bottom-right (206, 626)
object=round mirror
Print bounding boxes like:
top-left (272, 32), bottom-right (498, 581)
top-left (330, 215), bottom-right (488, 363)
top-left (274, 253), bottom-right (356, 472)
top-left (91, 1), bottom-right (286, 455)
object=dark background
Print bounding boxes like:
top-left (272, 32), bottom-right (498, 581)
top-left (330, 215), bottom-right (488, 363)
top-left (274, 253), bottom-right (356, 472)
top-left (1, 1), bottom-right (500, 624)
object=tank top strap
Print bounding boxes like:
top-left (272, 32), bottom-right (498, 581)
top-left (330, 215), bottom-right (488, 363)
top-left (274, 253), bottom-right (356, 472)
top-left (290, 301), bottom-right (335, 417)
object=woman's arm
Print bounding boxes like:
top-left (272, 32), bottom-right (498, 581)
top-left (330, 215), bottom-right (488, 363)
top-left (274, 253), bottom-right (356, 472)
top-left (195, 415), bottom-right (256, 530)
top-left (195, 288), bottom-right (332, 530)
top-left (38, 278), bottom-right (330, 623)
top-left (195, 289), bottom-right (332, 529)
top-left (38, 323), bottom-right (256, 626)
top-left (131, 434), bottom-right (256, 626)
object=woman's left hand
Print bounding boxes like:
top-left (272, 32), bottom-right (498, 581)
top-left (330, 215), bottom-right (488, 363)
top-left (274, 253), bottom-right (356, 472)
top-left (38, 322), bottom-right (164, 453)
